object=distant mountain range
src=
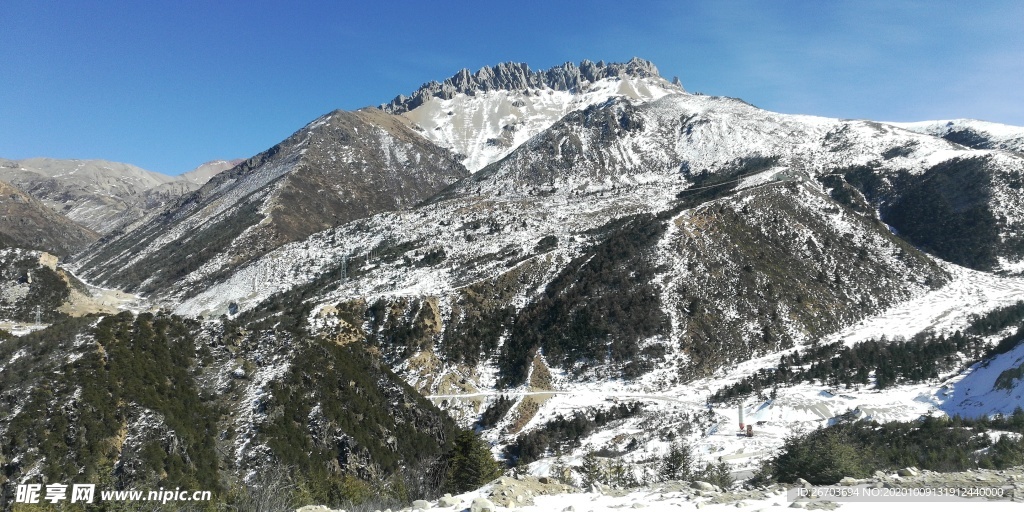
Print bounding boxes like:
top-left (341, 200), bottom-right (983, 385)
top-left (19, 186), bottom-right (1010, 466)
top-left (0, 157), bottom-right (241, 236)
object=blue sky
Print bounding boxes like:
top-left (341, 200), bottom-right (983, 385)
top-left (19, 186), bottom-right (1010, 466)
top-left (2, 1), bottom-right (1022, 175)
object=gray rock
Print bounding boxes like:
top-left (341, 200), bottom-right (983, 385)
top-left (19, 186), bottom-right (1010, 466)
top-left (295, 507), bottom-right (333, 512)
top-left (412, 499), bottom-right (431, 510)
top-left (380, 59), bottom-right (663, 114)
top-left (790, 501), bottom-right (808, 509)
top-left (839, 477), bottom-right (858, 486)
top-left (692, 481), bottom-right (717, 492)
top-left (437, 494), bottom-right (460, 508)
top-left (898, 467), bottom-right (919, 477)
top-left (470, 498), bottom-right (495, 512)
top-left (795, 478), bottom-right (812, 489)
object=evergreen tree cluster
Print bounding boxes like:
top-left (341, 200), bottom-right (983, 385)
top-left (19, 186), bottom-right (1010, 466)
top-left (478, 394), bottom-right (516, 429)
top-left (503, 402), bottom-right (643, 465)
top-left (1, 312), bottom-right (220, 495)
top-left (659, 442), bottom-right (694, 481)
top-left (441, 431), bottom-right (502, 494)
top-left (834, 157), bottom-right (1002, 270)
top-left (712, 330), bottom-right (987, 402)
top-left (764, 410), bottom-right (1024, 485)
top-left (261, 337), bottom-right (456, 491)
top-left (967, 300), bottom-right (1024, 358)
top-left (0, 250), bottom-right (73, 323)
top-left (968, 301), bottom-right (1024, 336)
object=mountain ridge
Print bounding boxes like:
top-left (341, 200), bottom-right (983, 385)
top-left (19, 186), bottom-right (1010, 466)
top-left (380, 57), bottom-right (664, 114)
top-left (0, 179), bottom-right (97, 257)
top-left (0, 157), bottom-right (240, 234)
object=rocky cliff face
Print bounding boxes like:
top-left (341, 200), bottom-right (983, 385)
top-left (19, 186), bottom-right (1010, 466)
top-left (381, 58), bottom-right (663, 114)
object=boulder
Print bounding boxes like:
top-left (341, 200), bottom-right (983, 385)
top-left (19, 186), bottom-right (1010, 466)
top-left (470, 497), bottom-right (495, 512)
top-left (898, 467), bottom-right (919, 477)
top-left (412, 499), bottom-right (432, 510)
top-left (295, 507), bottom-right (333, 512)
top-left (691, 481), bottom-right (717, 492)
top-left (437, 494), bottom-right (461, 508)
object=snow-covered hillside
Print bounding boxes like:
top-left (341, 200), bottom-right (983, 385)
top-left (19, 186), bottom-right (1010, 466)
top-left (150, 73), bottom-right (1024, 477)
top-left (402, 74), bottom-right (679, 171)
top-left (889, 119), bottom-right (1024, 154)
top-left (942, 341), bottom-right (1024, 418)
top-left (173, 85), bottom-right (1024, 320)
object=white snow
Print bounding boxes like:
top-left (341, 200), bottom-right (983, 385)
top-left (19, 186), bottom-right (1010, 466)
top-left (828, 265), bottom-right (1024, 347)
top-left (402, 76), bottom-right (681, 171)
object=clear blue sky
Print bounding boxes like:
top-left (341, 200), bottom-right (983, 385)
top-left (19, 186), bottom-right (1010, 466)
top-left (2, 1), bottom-right (1022, 175)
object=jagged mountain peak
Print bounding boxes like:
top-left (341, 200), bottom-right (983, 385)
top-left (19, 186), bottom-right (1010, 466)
top-left (382, 58), bottom-right (680, 171)
top-left (380, 57), bottom-right (665, 114)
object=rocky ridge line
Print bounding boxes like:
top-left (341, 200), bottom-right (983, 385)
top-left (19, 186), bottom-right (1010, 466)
top-left (380, 57), bottom-right (664, 114)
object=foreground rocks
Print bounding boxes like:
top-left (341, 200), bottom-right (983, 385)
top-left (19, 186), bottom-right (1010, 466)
top-left (485, 475), bottom-right (579, 507)
top-left (293, 465), bottom-right (1024, 511)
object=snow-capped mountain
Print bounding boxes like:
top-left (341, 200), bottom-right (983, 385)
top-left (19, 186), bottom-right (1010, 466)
top-left (5, 58), bottom-right (1024, 507)
top-left (383, 58), bottom-right (681, 171)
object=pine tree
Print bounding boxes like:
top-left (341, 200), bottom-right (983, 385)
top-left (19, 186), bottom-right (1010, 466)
top-left (660, 442), bottom-right (693, 481)
top-left (578, 451), bottom-right (605, 487)
top-left (442, 430), bottom-right (502, 494)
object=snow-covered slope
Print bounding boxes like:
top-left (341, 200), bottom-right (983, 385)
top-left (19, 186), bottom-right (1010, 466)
top-left (888, 119), bottom-right (1024, 154)
top-left (941, 341), bottom-right (1024, 418)
top-left (385, 59), bottom-right (682, 171)
top-left (401, 74), bottom-right (679, 171)
top-left (173, 79), bottom-right (1024, 329)
top-left (19, 57), bottom-right (1024, 498)
top-left (72, 108), bottom-right (469, 297)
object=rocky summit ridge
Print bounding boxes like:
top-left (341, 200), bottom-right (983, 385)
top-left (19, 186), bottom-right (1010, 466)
top-left (380, 57), bottom-right (664, 114)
